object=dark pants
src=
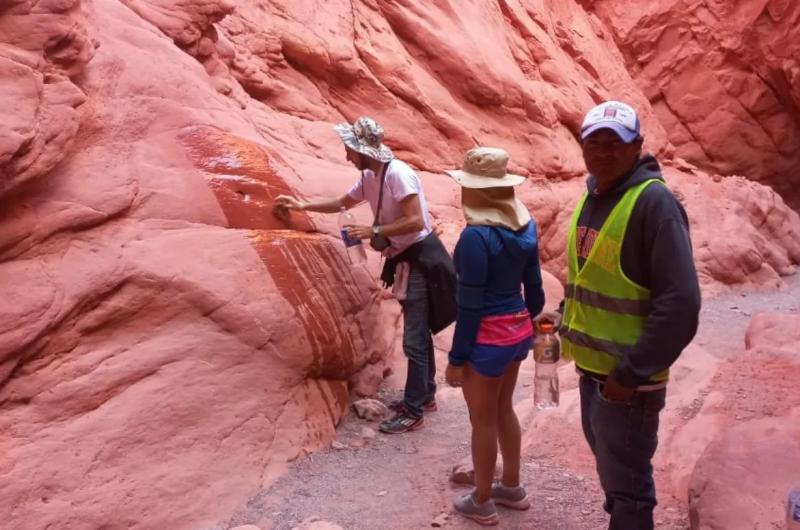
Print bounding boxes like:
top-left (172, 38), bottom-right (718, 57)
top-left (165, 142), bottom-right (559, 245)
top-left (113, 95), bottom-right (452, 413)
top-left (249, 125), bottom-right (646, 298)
top-left (401, 266), bottom-right (436, 417)
top-left (579, 375), bottom-right (666, 530)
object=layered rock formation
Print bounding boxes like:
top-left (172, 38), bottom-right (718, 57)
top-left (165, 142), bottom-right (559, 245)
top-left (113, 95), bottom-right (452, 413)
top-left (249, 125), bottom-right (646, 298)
top-left (0, 2), bottom-right (388, 528)
top-left (0, 0), bottom-right (93, 196)
top-left (586, 0), bottom-right (800, 207)
top-left (1, 0), bottom-right (799, 528)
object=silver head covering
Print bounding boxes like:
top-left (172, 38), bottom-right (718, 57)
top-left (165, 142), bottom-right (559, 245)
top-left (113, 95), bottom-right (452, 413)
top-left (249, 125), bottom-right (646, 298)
top-left (334, 116), bottom-right (394, 163)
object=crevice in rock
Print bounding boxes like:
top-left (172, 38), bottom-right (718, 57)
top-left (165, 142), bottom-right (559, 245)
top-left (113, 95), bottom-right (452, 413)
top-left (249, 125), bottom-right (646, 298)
top-left (654, 91), bottom-right (715, 166)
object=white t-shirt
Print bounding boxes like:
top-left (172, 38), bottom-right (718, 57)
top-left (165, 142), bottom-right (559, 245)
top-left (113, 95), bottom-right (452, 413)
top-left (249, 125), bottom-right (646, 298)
top-left (347, 159), bottom-right (432, 256)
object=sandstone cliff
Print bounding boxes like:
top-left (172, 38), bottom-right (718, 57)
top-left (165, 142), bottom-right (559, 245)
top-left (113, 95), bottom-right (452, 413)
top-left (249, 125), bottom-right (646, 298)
top-left (1, 1), bottom-right (798, 528)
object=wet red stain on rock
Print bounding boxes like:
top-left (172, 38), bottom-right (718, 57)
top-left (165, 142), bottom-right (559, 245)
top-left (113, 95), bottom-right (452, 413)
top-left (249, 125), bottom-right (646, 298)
top-left (179, 125), bottom-right (314, 232)
top-left (248, 230), bottom-right (368, 379)
top-left (180, 126), bottom-right (367, 383)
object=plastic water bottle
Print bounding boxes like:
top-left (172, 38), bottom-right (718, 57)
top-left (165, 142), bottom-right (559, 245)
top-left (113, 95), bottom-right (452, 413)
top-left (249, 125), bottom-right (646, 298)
top-left (788, 483), bottom-right (800, 530)
top-left (338, 207), bottom-right (367, 264)
top-left (533, 321), bottom-right (560, 409)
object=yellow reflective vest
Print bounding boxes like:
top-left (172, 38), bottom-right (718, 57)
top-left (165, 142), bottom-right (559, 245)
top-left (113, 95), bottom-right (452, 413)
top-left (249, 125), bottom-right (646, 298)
top-left (561, 179), bottom-right (669, 381)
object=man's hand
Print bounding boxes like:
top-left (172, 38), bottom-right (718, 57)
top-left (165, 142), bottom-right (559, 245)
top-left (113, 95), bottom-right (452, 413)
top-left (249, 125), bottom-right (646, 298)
top-left (274, 194), bottom-right (305, 211)
top-left (601, 374), bottom-right (636, 403)
top-left (533, 310), bottom-right (562, 329)
top-left (445, 363), bottom-right (464, 387)
top-left (345, 224), bottom-right (373, 240)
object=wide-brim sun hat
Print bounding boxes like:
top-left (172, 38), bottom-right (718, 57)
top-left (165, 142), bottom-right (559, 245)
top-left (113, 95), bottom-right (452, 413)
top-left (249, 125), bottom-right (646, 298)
top-left (445, 147), bottom-right (526, 188)
top-left (334, 116), bottom-right (394, 163)
top-left (447, 147), bottom-right (531, 231)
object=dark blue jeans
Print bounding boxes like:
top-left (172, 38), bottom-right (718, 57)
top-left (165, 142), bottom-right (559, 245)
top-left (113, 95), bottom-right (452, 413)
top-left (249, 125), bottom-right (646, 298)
top-left (401, 266), bottom-right (435, 417)
top-left (579, 375), bottom-right (666, 530)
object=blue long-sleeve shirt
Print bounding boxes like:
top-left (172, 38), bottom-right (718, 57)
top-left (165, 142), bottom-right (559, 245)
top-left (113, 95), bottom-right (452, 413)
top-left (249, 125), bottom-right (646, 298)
top-left (449, 222), bottom-right (545, 366)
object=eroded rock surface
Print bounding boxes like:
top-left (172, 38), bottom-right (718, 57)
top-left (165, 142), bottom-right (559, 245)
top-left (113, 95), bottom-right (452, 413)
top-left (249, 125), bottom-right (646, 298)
top-left (1, 1), bottom-right (799, 528)
top-left (0, 0), bottom-right (93, 196)
top-left (587, 0), bottom-right (800, 207)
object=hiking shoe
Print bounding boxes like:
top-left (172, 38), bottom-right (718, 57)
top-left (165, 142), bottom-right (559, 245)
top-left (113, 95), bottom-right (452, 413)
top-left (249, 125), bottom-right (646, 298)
top-left (491, 481), bottom-right (530, 510)
top-left (387, 398), bottom-right (438, 413)
top-left (378, 411), bottom-right (424, 434)
top-left (453, 492), bottom-right (499, 526)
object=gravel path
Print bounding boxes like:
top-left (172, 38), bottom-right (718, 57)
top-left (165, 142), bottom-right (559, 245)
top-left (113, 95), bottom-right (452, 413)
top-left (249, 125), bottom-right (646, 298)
top-left (694, 276), bottom-right (800, 356)
top-left (213, 275), bottom-right (800, 530)
top-left (217, 382), bottom-right (609, 530)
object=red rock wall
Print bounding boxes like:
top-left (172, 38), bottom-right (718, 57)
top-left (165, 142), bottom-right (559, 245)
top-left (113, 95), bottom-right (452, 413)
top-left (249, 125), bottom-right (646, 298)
top-left (0, 0), bottom-right (93, 196)
top-left (0, 2), bottom-right (388, 528)
top-left (585, 0), bottom-right (800, 207)
top-left (1, 0), bottom-right (800, 528)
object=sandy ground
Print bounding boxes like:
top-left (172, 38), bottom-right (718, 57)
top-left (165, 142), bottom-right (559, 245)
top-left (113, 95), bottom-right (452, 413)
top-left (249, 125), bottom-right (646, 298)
top-left (213, 275), bottom-right (800, 530)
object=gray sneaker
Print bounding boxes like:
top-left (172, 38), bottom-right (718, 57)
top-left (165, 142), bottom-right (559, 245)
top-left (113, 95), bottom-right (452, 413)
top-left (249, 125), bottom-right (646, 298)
top-left (453, 492), bottom-right (499, 526)
top-left (491, 481), bottom-right (530, 510)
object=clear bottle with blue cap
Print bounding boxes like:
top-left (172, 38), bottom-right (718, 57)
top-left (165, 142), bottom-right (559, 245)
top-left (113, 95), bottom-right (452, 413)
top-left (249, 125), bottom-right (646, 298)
top-left (338, 207), bottom-right (367, 264)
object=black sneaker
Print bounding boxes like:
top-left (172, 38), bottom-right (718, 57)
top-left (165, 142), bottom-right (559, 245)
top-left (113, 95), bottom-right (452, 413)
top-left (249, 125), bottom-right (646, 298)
top-left (378, 411), bottom-right (424, 434)
top-left (388, 398), bottom-right (438, 413)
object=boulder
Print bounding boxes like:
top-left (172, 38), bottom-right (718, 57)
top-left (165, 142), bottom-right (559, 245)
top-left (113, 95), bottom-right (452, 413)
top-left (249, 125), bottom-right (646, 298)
top-left (688, 412), bottom-right (800, 530)
top-left (352, 399), bottom-right (389, 422)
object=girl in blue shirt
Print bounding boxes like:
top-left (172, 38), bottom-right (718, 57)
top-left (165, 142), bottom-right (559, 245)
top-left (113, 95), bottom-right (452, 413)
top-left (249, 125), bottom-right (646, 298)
top-left (444, 147), bottom-right (545, 526)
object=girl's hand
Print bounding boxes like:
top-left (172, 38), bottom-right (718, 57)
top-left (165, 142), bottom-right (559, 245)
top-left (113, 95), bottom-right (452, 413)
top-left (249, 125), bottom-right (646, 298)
top-left (445, 363), bottom-right (464, 387)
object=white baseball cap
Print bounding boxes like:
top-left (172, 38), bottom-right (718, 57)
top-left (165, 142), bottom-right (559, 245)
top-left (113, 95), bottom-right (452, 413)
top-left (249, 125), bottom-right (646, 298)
top-left (581, 101), bottom-right (641, 143)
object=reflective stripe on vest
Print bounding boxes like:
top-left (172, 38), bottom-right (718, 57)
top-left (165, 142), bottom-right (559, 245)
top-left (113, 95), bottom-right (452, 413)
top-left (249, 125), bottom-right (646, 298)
top-left (561, 179), bottom-right (669, 382)
top-left (564, 283), bottom-right (650, 316)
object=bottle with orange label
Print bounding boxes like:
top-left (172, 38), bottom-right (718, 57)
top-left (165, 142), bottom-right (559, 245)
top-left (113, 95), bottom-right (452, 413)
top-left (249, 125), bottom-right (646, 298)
top-left (533, 321), bottom-right (560, 409)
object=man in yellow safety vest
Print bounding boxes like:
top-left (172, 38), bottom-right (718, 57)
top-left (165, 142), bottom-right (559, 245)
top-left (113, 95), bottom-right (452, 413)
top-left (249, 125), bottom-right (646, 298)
top-left (541, 100), bottom-right (701, 530)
